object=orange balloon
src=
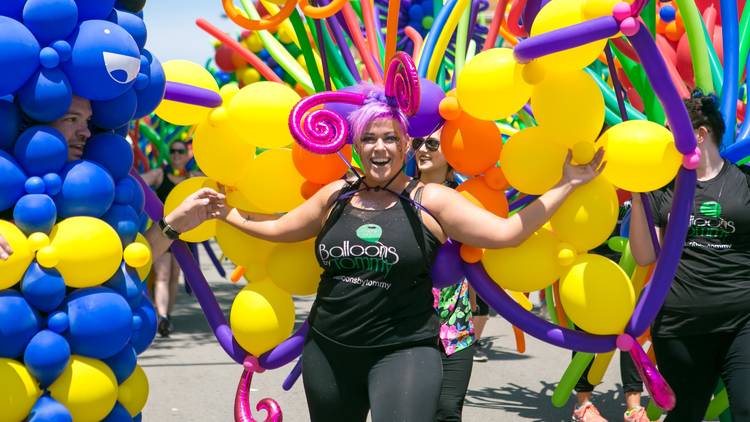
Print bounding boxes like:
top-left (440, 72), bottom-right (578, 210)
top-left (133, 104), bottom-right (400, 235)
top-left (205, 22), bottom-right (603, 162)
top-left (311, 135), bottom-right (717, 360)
top-left (292, 143), bottom-right (352, 185)
top-left (484, 167), bottom-right (509, 190)
top-left (664, 22), bottom-right (681, 42)
top-left (655, 17), bottom-right (667, 34)
top-left (460, 244), bottom-right (484, 263)
top-left (457, 177), bottom-right (509, 217)
top-left (439, 97), bottom-right (462, 121)
top-left (441, 112), bottom-right (502, 176)
top-left (300, 180), bottom-right (324, 199)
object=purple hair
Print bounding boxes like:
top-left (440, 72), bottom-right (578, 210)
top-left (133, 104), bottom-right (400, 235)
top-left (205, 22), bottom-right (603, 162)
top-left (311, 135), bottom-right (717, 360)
top-left (347, 85), bottom-right (409, 143)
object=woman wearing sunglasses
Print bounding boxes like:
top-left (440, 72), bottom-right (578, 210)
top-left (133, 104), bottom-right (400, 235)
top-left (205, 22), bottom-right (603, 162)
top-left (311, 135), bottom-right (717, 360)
top-left (141, 139), bottom-right (195, 337)
top-left (213, 87), bottom-right (605, 422)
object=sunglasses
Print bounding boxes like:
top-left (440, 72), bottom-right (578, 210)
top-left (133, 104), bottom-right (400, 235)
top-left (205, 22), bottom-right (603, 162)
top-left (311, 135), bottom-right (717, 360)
top-left (411, 137), bottom-right (440, 152)
top-left (170, 149), bottom-right (187, 155)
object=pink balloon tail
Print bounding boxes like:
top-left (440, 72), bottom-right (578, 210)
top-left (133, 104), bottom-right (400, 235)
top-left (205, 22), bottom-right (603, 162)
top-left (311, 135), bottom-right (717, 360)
top-left (384, 52), bottom-right (421, 117)
top-left (235, 356), bottom-right (283, 422)
top-left (623, 335), bottom-right (676, 410)
top-left (288, 91), bottom-right (366, 155)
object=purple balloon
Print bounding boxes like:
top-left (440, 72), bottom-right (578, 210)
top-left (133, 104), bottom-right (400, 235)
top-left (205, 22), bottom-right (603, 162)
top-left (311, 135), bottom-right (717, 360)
top-left (431, 239), bottom-right (464, 288)
top-left (322, 85), bottom-right (362, 120)
top-left (408, 79), bottom-right (445, 137)
top-left (513, 16), bottom-right (620, 63)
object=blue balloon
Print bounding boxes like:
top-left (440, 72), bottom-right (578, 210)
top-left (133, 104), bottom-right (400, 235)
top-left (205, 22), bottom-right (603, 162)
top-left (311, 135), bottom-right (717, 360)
top-left (103, 344), bottom-right (136, 383)
top-left (102, 204), bottom-right (139, 245)
top-left (14, 126), bottom-right (68, 176)
top-left (0, 96), bottom-right (21, 151)
top-left (23, 0), bottom-right (79, 46)
top-left (21, 261), bottom-right (67, 312)
top-left (114, 124), bottom-right (129, 137)
top-left (23, 330), bottom-right (71, 387)
top-left (47, 311), bottom-right (70, 334)
top-left (17, 68), bottom-right (73, 122)
top-left (102, 402), bottom-right (132, 422)
top-left (13, 194), bottom-right (57, 234)
top-left (0, 290), bottom-right (41, 358)
top-left (44, 173), bottom-right (63, 196)
top-left (28, 395), bottom-right (73, 422)
top-left (105, 262), bottom-right (143, 309)
top-left (131, 294), bottom-right (156, 354)
top-left (619, 207), bottom-right (632, 238)
top-left (64, 287), bottom-right (133, 359)
top-left (62, 20), bottom-right (141, 100)
top-left (134, 52), bottom-right (165, 119)
top-left (0, 150), bottom-right (27, 212)
top-left (134, 413), bottom-right (142, 422)
top-left (91, 89), bottom-right (137, 130)
top-left (0, 16), bottom-right (40, 96)
top-left (55, 160), bottom-right (115, 218)
top-left (114, 175), bottom-right (145, 213)
top-left (409, 4), bottom-right (425, 20)
top-left (75, 0), bottom-right (115, 21)
top-left (82, 132), bottom-right (133, 180)
top-left (113, 10), bottom-right (147, 50)
top-left (25, 176), bottom-right (46, 194)
top-left (659, 5), bottom-right (676, 22)
top-left (0, 0), bottom-right (24, 19)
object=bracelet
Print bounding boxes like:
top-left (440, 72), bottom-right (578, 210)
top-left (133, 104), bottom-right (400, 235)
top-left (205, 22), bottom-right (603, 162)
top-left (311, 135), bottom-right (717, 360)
top-left (158, 219), bottom-right (181, 240)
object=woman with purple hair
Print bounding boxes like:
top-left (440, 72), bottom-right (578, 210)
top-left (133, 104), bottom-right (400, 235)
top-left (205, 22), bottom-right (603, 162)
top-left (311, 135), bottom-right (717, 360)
top-left (214, 86), bottom-right (605, 422)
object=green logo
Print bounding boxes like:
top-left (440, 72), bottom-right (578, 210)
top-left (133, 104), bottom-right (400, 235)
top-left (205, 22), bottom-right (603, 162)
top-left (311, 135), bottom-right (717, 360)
top-left (699, 201), bottom-right (722, 218)
top-left (356, 224), bottom-right (383, 243)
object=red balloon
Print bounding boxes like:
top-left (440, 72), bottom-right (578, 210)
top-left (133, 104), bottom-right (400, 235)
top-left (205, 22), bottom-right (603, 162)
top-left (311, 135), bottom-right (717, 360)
top-left (214, 44), bottom-right (236, 72)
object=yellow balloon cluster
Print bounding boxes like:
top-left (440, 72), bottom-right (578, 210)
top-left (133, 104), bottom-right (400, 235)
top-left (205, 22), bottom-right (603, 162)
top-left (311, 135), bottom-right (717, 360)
top-left (0, 359), bottom-right (41, 422)
top-left (230, 279), bottom-right (295, 356)
top-left (0, 220), bottom-right (33, 289)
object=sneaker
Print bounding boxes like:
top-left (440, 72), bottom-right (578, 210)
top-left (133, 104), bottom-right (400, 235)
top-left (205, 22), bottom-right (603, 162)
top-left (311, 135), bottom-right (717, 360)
top-left (572, 402), bottom-right (608, 422)
top-left (157, 315), bottom-right (171, 338)
top-left (623, 406), bottom-right (649, 422)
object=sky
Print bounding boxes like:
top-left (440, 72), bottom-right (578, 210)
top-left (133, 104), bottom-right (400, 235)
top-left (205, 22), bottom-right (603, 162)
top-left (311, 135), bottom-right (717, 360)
top-left (142, 0), bottom-right (241, 65)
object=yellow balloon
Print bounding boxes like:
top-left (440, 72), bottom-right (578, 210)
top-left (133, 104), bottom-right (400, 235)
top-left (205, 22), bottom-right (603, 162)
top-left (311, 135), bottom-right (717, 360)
top-left (215, 221), bottom-right (274, 281)
top-left (164, 177), bottom-right (219, 242)
top-left (456, 48), bottom-right (532, 121)
top-left (230, 279), bottom-right (295, 356)
top-left (531, 0), bottom-right (607, 73)
top-left (134, 233), bottom-right (152, 281)
top-left (228, 82), bottom-right (301, 149)
top-left (559, 254), bottom-right (636, 335)
top-left (0, 221), bottom-right (33, 290)
top-left (596, 120), bottom-right (682, 192)
top-left (154, 60), bottom-right (220, 126)
top-left (267, 240), bottom-right (321, 296)
top-left (482, 228), bottom-right (563, 292)
top-left (38, 217), bottom-right (122, 288)
top-left (582, 0), bottom-right (622, 21)
top-left (234, 149), bottom-right (305, 213)
top-left (550, 176), bottom-right (618, 252)
top-left (530, 71), bottom-right (605, 148)
top-left (123, 242), bottom-right (151, 269)
top-left (193, 120), bottom-right (256, 187)
top-left (245, 32), bottom-right (264, 53)
top-left (499, 127), bottom-right (567, 195)
top-left (118, 365), bottom-right (149, 417)
top-left (240, 67), bottom-right (261, 85)
top-left (49, 356), bottom-right (118, 422)
top-left (0, 358), bottom-right (41, 422)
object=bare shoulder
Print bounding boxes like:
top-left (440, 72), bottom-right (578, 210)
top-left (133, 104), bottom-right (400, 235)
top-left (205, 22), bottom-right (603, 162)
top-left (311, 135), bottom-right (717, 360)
top-left (420, 182), bottom-right (456, 211)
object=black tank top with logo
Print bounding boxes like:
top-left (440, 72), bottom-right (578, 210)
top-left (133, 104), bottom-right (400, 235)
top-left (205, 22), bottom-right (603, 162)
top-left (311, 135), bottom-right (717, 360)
top-left (310, 179), bottom-right (440, 348)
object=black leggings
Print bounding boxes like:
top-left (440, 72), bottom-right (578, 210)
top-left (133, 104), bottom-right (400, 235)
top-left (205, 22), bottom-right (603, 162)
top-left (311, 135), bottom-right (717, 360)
top-left (302, 332), bottom-right (443, 422)
top-left (573, 349), bottom-right (642, 394)
top-left (436, 343), bottom-right (475, 421)
top-left (653, 319), bottom-right (750, 422)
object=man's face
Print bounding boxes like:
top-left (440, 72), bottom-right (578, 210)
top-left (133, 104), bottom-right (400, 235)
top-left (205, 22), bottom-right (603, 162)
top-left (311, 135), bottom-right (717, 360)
top-left (50, 96), bottom-right (93, 161)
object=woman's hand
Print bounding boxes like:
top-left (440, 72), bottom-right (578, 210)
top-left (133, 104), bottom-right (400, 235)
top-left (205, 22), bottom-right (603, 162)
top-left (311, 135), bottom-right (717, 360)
top-left (560, 148), bottom-right (606, 188)
top-left (164, 188), bottom-right (226, 233)
top-left (0, 234), bottom-right (12, 261)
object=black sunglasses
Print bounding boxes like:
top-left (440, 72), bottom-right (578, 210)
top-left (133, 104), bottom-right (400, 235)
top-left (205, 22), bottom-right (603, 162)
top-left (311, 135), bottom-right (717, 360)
top-left (170, 148), bottom-right (187, 155)
top-left (411, 137), bottom-right (440, 152)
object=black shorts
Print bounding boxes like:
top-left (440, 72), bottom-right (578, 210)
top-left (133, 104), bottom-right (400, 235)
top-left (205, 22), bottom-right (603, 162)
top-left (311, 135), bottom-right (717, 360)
top-left (474, 295), bottom-right (489, 316)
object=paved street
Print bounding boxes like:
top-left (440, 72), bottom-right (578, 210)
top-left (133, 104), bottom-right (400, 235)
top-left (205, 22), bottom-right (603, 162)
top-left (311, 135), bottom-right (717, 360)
top-left (141, 249), bottom-right (644, 421)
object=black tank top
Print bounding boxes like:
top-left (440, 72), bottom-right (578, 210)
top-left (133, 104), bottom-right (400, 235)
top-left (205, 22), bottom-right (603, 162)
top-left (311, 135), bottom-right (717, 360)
top-left (154, 168), bottom-right (177, 203)
top-left (310, 179), bottom-right (440, 348)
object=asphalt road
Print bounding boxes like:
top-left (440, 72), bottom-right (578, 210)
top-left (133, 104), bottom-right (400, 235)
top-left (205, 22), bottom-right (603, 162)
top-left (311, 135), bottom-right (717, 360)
top-left (140, 249), bottom-right (646, 421)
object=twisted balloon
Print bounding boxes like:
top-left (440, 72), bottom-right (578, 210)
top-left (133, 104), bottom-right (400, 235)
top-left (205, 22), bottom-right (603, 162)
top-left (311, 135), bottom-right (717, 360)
top-left (289, 91), bottom-right (365, 155)
top-left (235, 356), bottom-right (283, 422)
top-left (385, 51), bottom-right (421, 117)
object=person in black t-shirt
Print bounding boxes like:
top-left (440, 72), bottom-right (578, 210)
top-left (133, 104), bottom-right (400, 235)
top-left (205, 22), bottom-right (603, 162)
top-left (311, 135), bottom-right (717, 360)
top-left (630, 91), bottom-right (750, 421)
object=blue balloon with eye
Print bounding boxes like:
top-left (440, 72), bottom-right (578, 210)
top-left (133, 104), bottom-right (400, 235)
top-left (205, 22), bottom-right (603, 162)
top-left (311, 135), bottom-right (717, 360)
top-left (23, 0), bottom-right (79, 46)
top-left (0, 96), bottom-right (21, 151)
top-left (102, 204), bottom-right (139, 245)
top-left (14, 194), bottom-right (57, 235)
top-left (55, 160), bottom-right (115, 218)
top-left (14, 126), bottom-right (68, 176)
top-left (91, 88), bottom-right (138, 130)
top-left (0, 290), bottom-right (41, 358)
top-left (113, 9), bottom-right (147, 50)
top-left (131, 294), bottom-right (156, 355)
top-left (82, 132), bottom-right (134, 180)
top-left (21, 261), bottom-right (67, 312)
top-left (23, 330), bottom-right (71, 387)
top-left (62, 19), bottom-right (141, 101)
top-left (103, 344), bottom-right (137, 383)
top-left (75, 0), bottom-right (115, 21)
top-left (0, 150), bottom-right (27, 212)
top-left (134, 52), bottom-right (166, 119)
top-left (17, 68), bottom-right (73, 123)
top-left (28, 395), bottom-right (73, 422)
top-left (63, 287), bottom-right (133, 359)
top-left (0, 16), bottom-right (41, 96)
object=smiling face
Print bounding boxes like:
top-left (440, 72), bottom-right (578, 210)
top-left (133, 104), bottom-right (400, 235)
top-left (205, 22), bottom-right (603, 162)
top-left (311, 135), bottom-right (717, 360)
top-left (169, 140), bottom-right (191, 170)
top-left (414, 130), bottom-right (449, 177)
top-left (354, 118), bottom-right (408, 183)
top-left (50, 96), bottom-right (93, 161)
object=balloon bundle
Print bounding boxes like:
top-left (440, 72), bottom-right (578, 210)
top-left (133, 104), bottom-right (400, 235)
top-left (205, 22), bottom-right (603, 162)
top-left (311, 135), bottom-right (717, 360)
top-left (0, 0), bottom-right (164, 420)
